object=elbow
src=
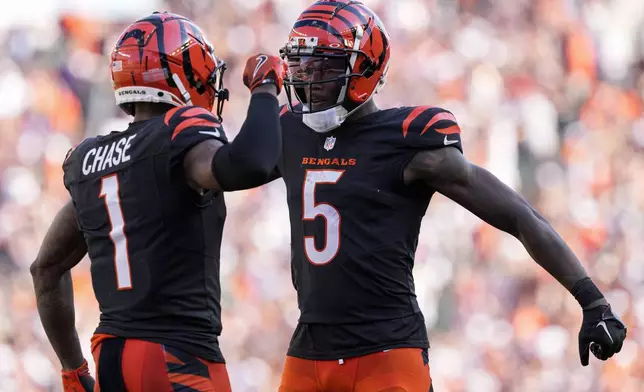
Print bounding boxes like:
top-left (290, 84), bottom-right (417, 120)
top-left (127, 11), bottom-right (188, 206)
top-left (30, 259), bottom-right (47, 292)
top-left (213, 152), bottom-right (275, 191)
top-left (226, 146), bottom-right (279, 182)
top-left (512, 203), bottom-right (549, 240)
top-left (245, 154), bottom-right (277, 178)
top-left (30, 259), bottom-right (60, 293)
top-left (212, 141), bottom-right (280, 191)
top-left (236, 159), bottom-right (274, 184)
top-left (30, 259), bottom-right (42, 279)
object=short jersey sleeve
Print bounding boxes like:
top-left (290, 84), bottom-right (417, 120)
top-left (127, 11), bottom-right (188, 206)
top-left (165, 106), bottom-right (229, 167)
top-left (401, 106), bottom-right (463, 153)
top-left (62, 138), bottom-right (93, 193)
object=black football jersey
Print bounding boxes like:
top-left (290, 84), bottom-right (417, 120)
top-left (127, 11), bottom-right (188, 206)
top-left (62, 106), bottom-right (228, 362)
top-left (276, 105), bottom-right (463, 359)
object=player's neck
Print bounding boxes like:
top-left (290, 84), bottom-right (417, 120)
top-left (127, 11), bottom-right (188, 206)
top-left (346, 100), bottom-right (379, 123)
top-left (132, 103), bottom-right (174, 122)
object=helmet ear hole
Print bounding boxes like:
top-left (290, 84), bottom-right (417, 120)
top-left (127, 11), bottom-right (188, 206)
top-left (357, 56), bottom-right (375, 78)
top-left (362, 64), bottom-right (374, 79)
top-left (195, 79), bottom-right (206, 95)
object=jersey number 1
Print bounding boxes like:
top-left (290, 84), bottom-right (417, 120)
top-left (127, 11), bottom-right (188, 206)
top-left (302, 170), bottom-right (345, 265)
top-left (100, 174), bottom-right (132, 290)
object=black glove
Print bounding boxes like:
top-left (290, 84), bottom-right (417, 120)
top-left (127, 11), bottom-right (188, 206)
top-left (62, 359), bottom-right (95, 391)
top-left (579, 304), bottom-right (627, 366)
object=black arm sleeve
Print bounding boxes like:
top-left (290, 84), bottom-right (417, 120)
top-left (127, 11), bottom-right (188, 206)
top-left (211, 92), bottom-right (281, 191)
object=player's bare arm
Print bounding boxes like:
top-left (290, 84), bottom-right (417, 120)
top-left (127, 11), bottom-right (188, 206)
top-left (30, 201), bottom-right (94, 388)
top-left (404, 146), bottom-right (626, 364)
top-left (404, 147), bottom-right (590, 290)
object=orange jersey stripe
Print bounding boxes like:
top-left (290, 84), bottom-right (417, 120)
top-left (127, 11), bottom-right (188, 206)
top-left (171, 118), bottom-right (220, 140)
top-left (181, 107), bottom-right (218, 119)
top-left (164, 107), bottom-right (182, 126)
top-left (420, 112), bottom-right (458, 135)
top-left (402, 106), bottom-right (432, 137)
top-left (433, 124), bottom-right (461, 135)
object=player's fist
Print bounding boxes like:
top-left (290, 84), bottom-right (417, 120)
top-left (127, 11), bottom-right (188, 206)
top-left (243, 54), bottom-right (287, 94)
top-left (62, 360), bottom-right (95, 391)
top-left (578, 305), bottom-right (627, 366)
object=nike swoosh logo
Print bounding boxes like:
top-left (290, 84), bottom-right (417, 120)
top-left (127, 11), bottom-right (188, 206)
top-left (199, 130), bottom-right (221, 138)
top-left (444, 135), bottom-right (459, 146)
top-left (597, 321), bottom-right (614, 343)
top-left (253, 55), bottom-right (268, 78)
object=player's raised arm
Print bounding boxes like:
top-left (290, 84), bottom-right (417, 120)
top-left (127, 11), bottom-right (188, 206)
top-left (30, 201), bottom-right (95, 391)
top-left (182, 54), bottom-right (286, 192)
top-left (403, 116), bottom-right (626, 367)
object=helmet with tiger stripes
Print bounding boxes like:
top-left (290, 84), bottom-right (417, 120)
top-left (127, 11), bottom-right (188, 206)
top-left (110, 12), bottom-right (229, 119)
top-left (280, 1), bottom-right (390, 119)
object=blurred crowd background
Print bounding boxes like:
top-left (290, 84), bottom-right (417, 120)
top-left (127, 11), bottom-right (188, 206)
top-left (1, 0), bottom-right (643, 391)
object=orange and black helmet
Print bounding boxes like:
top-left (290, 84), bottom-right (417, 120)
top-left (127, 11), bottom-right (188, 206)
top-left (110, 12), bottom-right (229, 119)
top-left (280, 0), bottom-right (390, 114)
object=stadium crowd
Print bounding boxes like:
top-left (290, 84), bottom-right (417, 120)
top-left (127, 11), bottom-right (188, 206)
top-left (0, 0), bottom-right (643, 391)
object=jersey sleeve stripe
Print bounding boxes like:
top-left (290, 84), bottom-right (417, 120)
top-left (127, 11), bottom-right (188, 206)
top-left (181, 107), bottom-right (216, 119)
top-left (164, 106), bottom-right (182, 126)
top-left (420, 112), bottom-right (458, 135)
top-left (171, 118), bottom-right (220, 140)
top-left (279, 105), bottom-right (289, 117)
top-left (433, 124), bottom-right (461, 135)
top-left (402, 106), bottom-right (432, 137)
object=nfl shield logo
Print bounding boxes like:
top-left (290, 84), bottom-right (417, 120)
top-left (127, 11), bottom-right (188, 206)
top-left (324, 136), bottom-right (336, 151)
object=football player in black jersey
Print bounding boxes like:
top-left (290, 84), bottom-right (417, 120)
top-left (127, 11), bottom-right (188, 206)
top-left (271, 1), bottom-right (627, 391)
top-left (30, 12), bottom-right (286, 392)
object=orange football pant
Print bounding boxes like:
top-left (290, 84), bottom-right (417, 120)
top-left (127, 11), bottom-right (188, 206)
top-left (91, 334), bottom-right (231, 392)
top-left (279, 348), bottom-right (433, 392)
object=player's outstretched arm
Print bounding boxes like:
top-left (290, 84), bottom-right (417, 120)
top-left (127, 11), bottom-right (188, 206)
top-left (30, 201), bottom-right (95, 390)
top-left (405, 148), bottom-right (588, 289)
top-left (183, 54), bottom-right (286, 192)
top-left (404, 147), bottom-right (627, 365)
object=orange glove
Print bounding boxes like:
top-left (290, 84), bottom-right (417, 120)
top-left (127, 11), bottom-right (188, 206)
top-left (62, 360), bottom-right (95, 391)
top-left (243, 54), bottom-right (287, 94)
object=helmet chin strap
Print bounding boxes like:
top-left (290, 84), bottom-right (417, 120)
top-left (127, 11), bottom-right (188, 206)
top-left (172, 73), bottom-right (193, 105)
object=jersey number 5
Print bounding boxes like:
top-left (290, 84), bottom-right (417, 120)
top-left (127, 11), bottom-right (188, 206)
top-left (302, 170), bottom-right (345, 265)
top-left (100, 174), bottom-right (132, 290)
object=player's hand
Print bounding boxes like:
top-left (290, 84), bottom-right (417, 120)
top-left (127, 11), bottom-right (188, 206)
top-left (578, 304), bottom-right (627, 366)
top-left (61, 359), bottom-right (95, 391)
top-left (243, 54), bottom-right (287, 94)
